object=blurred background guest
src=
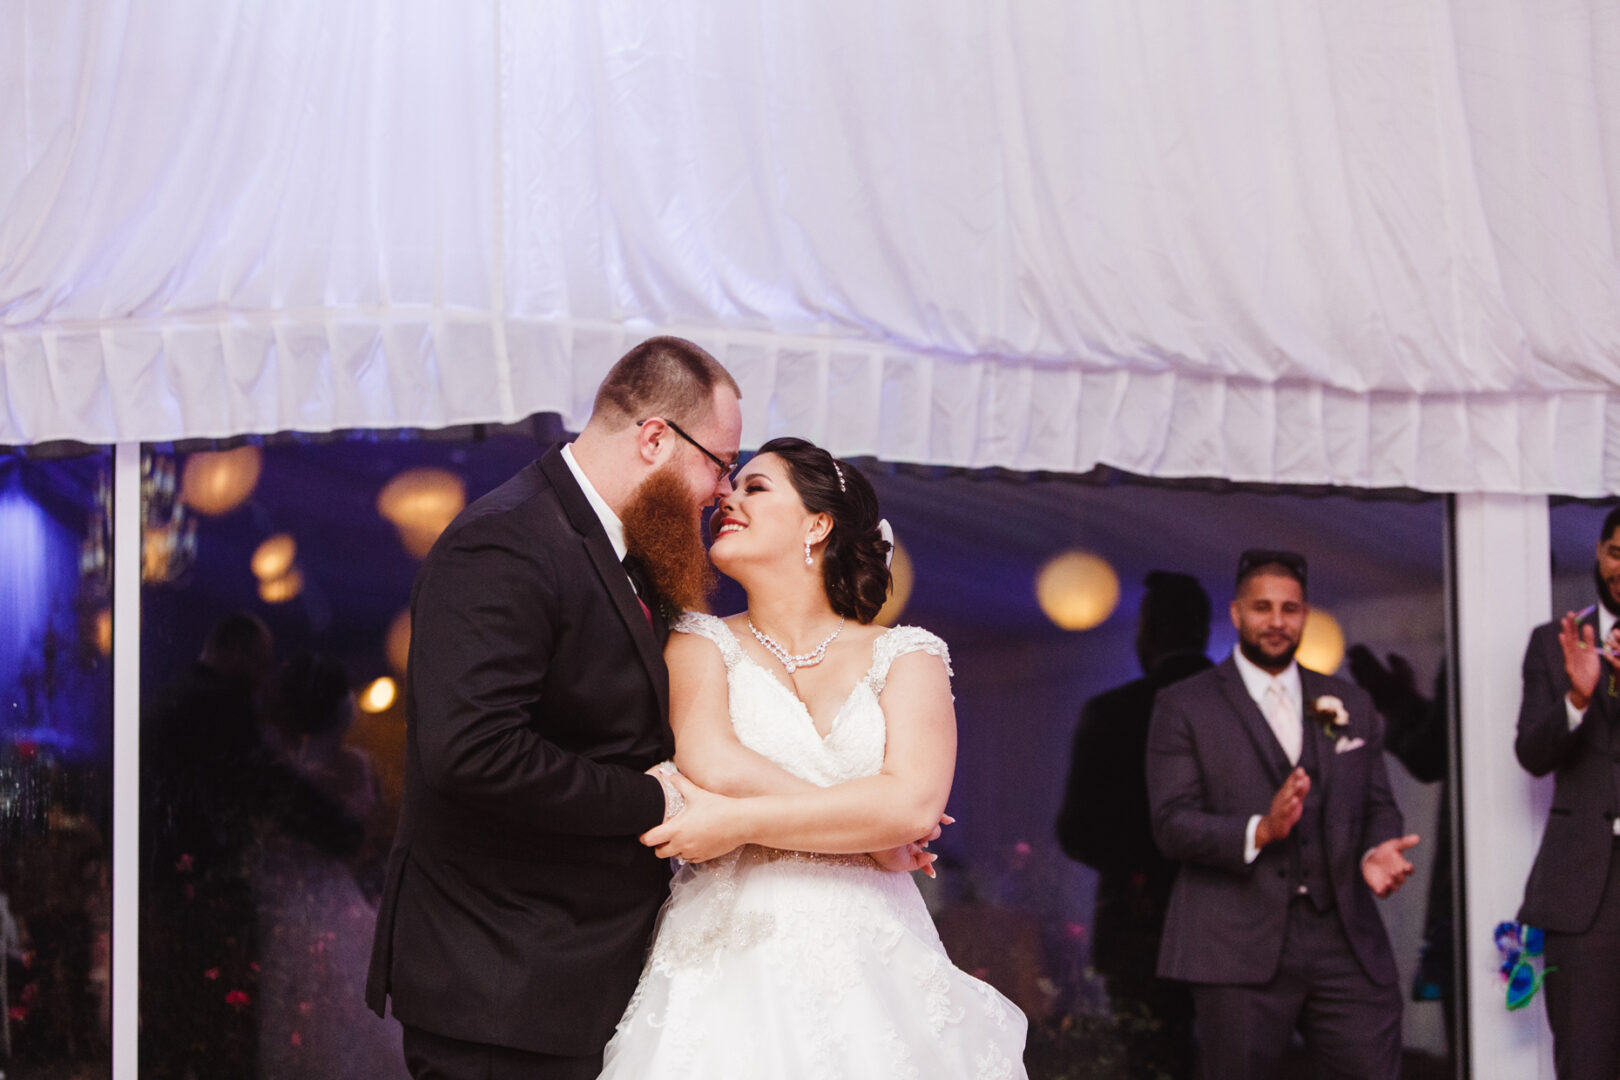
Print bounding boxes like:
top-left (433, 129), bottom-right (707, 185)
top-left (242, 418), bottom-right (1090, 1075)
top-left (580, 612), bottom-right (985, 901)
top-left (255, 650), bottom-right (402, 1080)
top-left (139, 614), bottom-right (362, 1080)
top-left (1056, 570), bottom-right (1212, 1079)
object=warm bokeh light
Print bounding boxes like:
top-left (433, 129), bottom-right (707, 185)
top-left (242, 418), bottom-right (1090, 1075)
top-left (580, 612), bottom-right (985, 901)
top-left (251, 533), bottom-right (297, 581)
top-left (1036, 550), bottom-right (1121, 631)
top-left (94, 607), bottom-right (112, 656)
top-left (377, 468), bottom-right (466, 559)
top-left (1296, 608), bottom-right (1346, 674)
top-left (180, 446), bottom-right (263, 516)
top-left (874, 537), bottom-right (914, 627)
top-left (360, 676), bottom-right (397, 714)
top-left (258, 568), bottom-right (304, 604)
top-left (386, 608), bottom-right (412, 676)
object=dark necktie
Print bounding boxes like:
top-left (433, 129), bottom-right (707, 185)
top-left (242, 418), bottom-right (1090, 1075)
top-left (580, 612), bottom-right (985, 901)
top-left (621, 554), bottom-right (654, 626)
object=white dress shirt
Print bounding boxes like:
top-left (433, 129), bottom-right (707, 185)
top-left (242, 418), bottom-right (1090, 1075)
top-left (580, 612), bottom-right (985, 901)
top-left (1233, 648), bottom-right (1303, 865)
top-left (561, 443), bottom-right (628, 561)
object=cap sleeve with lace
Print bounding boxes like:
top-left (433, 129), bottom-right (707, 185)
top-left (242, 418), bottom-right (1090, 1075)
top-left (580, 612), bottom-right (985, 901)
top-left (866, 626), bottom-right (953, 696)
top-left (670, 611), bottom-right (744, 671)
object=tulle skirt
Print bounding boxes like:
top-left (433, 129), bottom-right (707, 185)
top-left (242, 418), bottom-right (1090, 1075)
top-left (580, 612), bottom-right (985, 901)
top-left (599, 848), bottom-right (1027, 1080)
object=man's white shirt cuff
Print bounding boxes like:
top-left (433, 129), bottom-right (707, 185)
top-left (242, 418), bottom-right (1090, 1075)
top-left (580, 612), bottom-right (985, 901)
top-left (1566, 693), bottom-right (1588, 731)
top-left (1245, 815), bottom-right (1262, 864)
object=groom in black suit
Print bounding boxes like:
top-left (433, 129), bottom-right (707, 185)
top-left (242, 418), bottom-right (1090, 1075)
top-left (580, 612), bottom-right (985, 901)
top-left (1146, 549), bottom-right (1419, 1080)
top-left (366, 337), bottom-right (744, 1080)
top-left (1516, 507), bottom-right (1620, 1080)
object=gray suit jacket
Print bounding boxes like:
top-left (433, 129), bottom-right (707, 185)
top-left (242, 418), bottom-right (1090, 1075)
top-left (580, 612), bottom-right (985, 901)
top-left (1146, 657), bottom-right (1404, 986)
top-left (1517, 613), bottom-right (1620, 933)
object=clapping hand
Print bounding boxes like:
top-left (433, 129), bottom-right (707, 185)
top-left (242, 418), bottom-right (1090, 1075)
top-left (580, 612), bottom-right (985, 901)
top-left (1559, 611), bottom-right (1604, 710)
top-left (1362, 834), bottom-right (1420, 898)
top-left (1255, 768), bottom-right (1310, 849)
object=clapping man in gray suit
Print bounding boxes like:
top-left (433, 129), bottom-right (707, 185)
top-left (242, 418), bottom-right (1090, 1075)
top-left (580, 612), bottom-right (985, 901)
top-left (1146, 549), bottom-right (1420, 1080)
top-left (1516, 507), bottom-right (1620, 1080)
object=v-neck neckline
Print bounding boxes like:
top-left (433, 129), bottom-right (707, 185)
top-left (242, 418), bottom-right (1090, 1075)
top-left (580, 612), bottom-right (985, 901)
top-left (720, 619), bottom-right (893, 741)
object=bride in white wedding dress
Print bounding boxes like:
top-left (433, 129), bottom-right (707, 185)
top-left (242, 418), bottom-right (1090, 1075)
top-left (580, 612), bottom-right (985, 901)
top-left (599, 438), bottom-right (1027, 1080)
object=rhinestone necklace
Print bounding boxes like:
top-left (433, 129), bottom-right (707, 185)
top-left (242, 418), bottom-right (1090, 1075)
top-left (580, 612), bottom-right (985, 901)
top-left (748, 616), bottom-right (846, 674)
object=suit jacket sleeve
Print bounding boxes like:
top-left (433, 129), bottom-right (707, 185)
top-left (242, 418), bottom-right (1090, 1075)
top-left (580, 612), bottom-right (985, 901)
top-left (1145, 689), bottom-right (1254, 876)
top-left (1515, 626), bottom-right (1582, 778)
top-left (410, 511), bottom-right (666, 837)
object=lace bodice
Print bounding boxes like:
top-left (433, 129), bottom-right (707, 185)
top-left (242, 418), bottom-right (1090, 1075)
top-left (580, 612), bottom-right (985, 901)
top-left (671, 612), bottom-right (953, 788)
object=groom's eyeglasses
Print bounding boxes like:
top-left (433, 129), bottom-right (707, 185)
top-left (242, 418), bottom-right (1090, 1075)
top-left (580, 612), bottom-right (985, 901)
top-left (637, 418), bottom-right (738, 482)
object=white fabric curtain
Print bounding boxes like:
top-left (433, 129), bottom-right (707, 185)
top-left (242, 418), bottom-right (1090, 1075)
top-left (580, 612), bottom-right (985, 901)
top-left (3, 2), bottom-right (1619, 493)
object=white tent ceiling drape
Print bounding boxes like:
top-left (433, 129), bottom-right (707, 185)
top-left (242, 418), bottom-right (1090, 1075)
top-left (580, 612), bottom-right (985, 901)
top-left (3, 2), bottom-right (1619, 493)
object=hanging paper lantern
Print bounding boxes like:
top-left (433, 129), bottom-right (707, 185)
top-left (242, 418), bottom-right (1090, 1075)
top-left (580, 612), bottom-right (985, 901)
top-left (377, 468), bottom-right (466, 559)
top-left (1296, 609), bottom-right (1346, 674)
top-left (258, 568), bottom-right (304, 604)
top-left (251, 533), bottom-right (297, 582)
top-left (1036, 551), bottom-right (1120, 631)
top-left (181, 446), bottom-right (263, 516)
top-left (360, 677), bottom-right (398, 714)
top-left (386, 608), bottom-right (412, 675)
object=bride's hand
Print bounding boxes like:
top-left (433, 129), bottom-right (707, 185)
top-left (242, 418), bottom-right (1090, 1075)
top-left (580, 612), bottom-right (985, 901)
top-left (867, 813), bottom-right (953, 876)
top-left (639, 773), bottom-right (744, 863)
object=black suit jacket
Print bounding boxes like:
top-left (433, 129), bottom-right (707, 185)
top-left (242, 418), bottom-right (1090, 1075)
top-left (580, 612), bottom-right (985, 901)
top-left (1516, 613), bottom-right (1620, 933)
top-left (366, 448), bottom-right (674, 1057)
top-left (1146, 657), bottom-right (1404, 986)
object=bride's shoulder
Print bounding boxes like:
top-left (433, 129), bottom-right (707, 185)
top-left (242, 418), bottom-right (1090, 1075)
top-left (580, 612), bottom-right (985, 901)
top-left (667, 611), bottom-right (745, 668)
top-left (867, 624), bottom-right (953, 686)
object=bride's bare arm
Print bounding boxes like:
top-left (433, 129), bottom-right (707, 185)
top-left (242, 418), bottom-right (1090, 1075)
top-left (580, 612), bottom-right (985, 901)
top-left (644, 649), bottom-right (956, 860)
top-left (665, 632), bottom-right (818, 797)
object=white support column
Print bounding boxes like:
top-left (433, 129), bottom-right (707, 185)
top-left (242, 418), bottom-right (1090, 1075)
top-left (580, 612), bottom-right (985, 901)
top-left (1453, 493), bottom-right (1556, 1079)
top-left (112, 443), bottom-right (141, 1079)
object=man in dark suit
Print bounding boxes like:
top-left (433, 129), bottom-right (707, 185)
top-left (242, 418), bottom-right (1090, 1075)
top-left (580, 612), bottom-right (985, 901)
top-left (1145, 549), bottom-right (1420, 1080)
top-left (1056, 570), bottom-right (1213, 1078)
top-left (366, 337), bottom-right (744, 1080)
top-left (1516, 507), bottom-right (1620, 1080)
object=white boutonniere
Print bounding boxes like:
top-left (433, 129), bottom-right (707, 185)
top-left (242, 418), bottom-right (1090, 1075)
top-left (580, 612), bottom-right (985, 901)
top-left (1312, 694), bottom-right (1350, 739)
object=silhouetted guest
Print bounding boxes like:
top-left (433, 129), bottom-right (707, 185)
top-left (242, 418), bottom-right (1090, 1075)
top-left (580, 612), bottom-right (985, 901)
top-left (1056, 570), bottom-right (1213, 1078)
top-left (256, 651), bottom-right (402, 1080)
top-left (139, 614), bottom-right (361, 1080)
top-left (1348, 646), bottom-right (1454, 1051)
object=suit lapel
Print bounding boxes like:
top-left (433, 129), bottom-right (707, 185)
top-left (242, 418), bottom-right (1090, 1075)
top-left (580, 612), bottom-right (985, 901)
top-left (1215, 658), bottom-right (1291, 786)
top-left (1299, 668), bottom-right (1335, 806)
top-left (538, 449), bottom-right (670, 721)
top-left (1587, 607), bottom-right (1614, 753)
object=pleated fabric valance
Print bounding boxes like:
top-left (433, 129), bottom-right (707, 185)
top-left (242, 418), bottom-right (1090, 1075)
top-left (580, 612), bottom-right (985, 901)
top-left (4, 2), bottom-right (1619, 493)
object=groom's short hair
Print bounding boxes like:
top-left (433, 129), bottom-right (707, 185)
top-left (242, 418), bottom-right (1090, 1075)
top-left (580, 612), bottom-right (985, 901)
top-left (592, 336), bottom-right (740, 429)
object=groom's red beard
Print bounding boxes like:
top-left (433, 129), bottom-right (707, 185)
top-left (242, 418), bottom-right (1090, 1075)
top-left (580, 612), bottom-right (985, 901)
top-left (620, 466), bottom-right (717, 614)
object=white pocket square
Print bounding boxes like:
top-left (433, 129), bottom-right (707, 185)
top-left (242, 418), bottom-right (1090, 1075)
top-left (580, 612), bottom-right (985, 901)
top-left (1334, 736), bottom-right (1366, 754)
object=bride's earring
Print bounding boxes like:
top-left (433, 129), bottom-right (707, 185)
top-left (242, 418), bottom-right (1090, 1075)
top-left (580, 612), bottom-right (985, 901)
top-left (805, 539), bottom-right (814, 566)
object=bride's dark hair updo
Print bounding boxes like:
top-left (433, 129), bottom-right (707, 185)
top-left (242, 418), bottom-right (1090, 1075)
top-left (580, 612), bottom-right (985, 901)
top-left (756, 437), bottom-right (892, 624)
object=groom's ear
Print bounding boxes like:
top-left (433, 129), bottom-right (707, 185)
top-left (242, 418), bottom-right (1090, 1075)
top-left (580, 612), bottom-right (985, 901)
top-left (633, 418), bottom-right (670, 465)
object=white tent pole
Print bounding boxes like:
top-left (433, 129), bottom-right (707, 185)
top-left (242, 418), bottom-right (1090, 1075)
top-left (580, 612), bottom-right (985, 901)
top-left (1453, 493), bottom-right (1555, 1079)
top-left (111, 442), bottom-right (141, 1079)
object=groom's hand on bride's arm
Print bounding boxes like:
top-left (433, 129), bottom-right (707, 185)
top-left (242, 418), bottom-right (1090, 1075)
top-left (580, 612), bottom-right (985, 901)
top-left (640, 772), bottom-right (746, 863)
top-left (868, 813), bottom-right (953, 877)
